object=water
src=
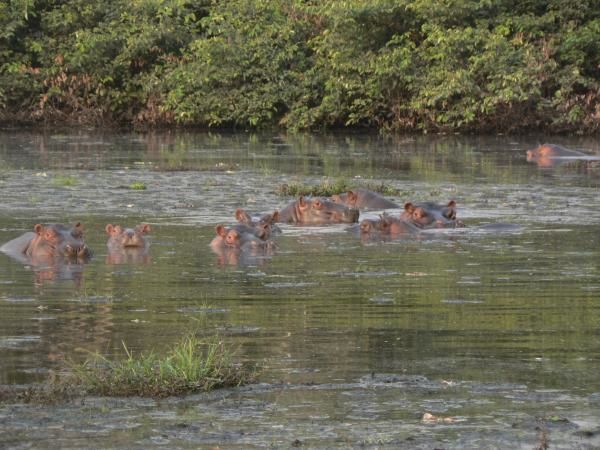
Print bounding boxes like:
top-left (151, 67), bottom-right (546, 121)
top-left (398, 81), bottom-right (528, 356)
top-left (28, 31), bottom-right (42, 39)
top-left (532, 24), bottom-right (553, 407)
top-left (0, 130), bottom-right (599, 448)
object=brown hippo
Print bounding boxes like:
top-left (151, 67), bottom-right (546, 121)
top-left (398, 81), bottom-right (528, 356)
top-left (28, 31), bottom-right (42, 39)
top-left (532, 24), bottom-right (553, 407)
top-left (210, 224), bottom-right (275, 266)
top-left (235, 208), bottom-right (281, 239)
top-left (1, 223), bottom-right (91, 264)
top-left (106, 224), bottom-right (151, 249)
top-left (105, 224), bottom-right (151, 264)
top-left (331, 188), bottom-right (399, 210)
top-left (210, 224), bottom-right (275, 252)
top-left (526, 143), bottom-right (588, 168)
top-left (359, 213), bottom-right (419, 237)
top-left (278, 196), bottom-right (360, 224)
top-left (400, 201), bottom-right (464, 229)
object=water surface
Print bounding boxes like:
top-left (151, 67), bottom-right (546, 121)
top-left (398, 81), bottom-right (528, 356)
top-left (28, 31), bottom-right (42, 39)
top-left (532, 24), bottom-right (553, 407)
top-left (0, 131), bottom-right (599, 448)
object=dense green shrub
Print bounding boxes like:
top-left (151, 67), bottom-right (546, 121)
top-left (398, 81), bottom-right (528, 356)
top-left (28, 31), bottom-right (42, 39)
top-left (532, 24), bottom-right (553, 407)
top-left (1, 0), bottom-right (598, 133)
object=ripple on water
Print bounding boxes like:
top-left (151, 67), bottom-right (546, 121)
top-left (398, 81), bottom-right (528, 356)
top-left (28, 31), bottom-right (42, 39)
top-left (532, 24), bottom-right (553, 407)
top-left (0, 336), bottom-right (41, 349)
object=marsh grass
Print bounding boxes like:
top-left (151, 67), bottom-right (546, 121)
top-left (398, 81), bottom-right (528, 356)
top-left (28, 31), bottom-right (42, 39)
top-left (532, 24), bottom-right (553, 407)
top-left (0, 335), bottom-right (254, 403)
top-left (52, 175), bottom-right (78, 187)
top-left (278, 180), bottom-right (406, 197)
top-left (70, 335), bottom-right (254, 398)
top-left (129, 181), bottom-right (147, 190)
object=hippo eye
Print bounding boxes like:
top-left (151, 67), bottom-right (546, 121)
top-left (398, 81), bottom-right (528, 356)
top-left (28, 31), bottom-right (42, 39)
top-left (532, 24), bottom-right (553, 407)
top-left (313, 200), bottom-right (322, 208)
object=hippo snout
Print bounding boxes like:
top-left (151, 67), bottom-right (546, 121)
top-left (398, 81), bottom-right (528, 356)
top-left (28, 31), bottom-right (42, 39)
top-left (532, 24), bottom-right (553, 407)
top-left (65, 243), bottom-right (90, 258)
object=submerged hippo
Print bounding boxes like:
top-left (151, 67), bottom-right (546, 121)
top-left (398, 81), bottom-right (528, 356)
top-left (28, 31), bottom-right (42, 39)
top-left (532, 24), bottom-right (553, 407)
top-left (210, 224), bottom-right (275, 252)
top-left (235, 208), bottom-right (281, 239)
top-left (105, 224), bottom-right (151, 264)
top-left (331, 188), bottom-right (399, 210)
top-left (210, 224), bottom-right (275, 266)
top-left (400, 201), bottom-right (464, 229)
top-left (278, 196), bottom-right (360, 224)
top-left (359, 213), bottom-right (419, 237)
top-left (526, 143), bottom-right (588, 168)
top-left (106, 224), bottom-right (151, 249)
top-left (1, 222), bottom-right (92, 264)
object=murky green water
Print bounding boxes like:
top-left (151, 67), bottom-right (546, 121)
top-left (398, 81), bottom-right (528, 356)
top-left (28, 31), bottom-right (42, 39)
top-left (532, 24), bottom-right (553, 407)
top-left (0, 130), bottom-right (599, 448)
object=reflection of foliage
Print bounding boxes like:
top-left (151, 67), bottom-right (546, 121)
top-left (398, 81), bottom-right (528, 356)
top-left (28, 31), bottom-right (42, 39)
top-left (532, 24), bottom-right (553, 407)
top-left (0, 0), bottom-right (598, 132)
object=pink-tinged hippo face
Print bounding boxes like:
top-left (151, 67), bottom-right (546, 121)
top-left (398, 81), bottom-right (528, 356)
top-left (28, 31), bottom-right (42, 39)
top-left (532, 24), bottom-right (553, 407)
top-left (400, 201), bottom-right (463, 229)
top-left (279, 196), bottom-right (360, 224)
top-left (106, 224), bottom-right (151, 248)
top-left (359, 213), bottom-right (419, 236)
top-left (526, 144), bottom-right (588, 168)
top-left (235, 208), bottom-right (281, 239)
top-left (27, 223), bottom-right (91, 259)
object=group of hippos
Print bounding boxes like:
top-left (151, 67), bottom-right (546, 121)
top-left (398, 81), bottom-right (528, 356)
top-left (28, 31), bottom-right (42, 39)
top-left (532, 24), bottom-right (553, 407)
top-left (0, 143), bottom-right (594, 269)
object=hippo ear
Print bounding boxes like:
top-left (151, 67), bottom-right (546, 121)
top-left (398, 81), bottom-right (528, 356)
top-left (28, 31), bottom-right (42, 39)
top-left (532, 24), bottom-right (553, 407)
top-left (34, 224), bottom-right (44, 235)
top-left (298, 195), bottom-right (306, 207)
top-left (271, 210), bottom-right (280, 223)
top-left (447, 200), bottom-right (456, 208)
top-left (105, 224), bottom-right (115, 235)
top-left (235, 208), bottom-right (251, 224)
top-left (215, 224), bottom-right (227, 237)
top-left (404, 202), bottom-right (415, 213)
top-left (348, 191), bottom-right (357, 202)
top-left (138, 224), bottom-right (151, 234)
top-left (73, 222), bottom-right (84, 236)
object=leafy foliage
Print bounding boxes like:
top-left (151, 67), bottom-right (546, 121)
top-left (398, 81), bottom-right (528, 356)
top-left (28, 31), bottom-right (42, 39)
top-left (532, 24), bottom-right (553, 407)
top-left (0, 0), bottom-right (598, 133)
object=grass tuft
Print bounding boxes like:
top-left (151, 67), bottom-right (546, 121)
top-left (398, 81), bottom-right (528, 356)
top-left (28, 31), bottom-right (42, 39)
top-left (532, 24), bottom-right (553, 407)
top-left (0, 334), bottom-right (254, 403)
top-left (52, 175), bottom-right (78, 187)
top-left (69, 334), bottom-right (254, 398)
top-left (277, 180), bottom-right (406, 197)
top-left (129, 181), bottom-right (147, 190)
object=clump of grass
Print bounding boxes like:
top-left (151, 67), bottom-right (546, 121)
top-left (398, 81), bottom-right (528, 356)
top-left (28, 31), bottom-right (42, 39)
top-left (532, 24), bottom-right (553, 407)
top-left (68, 334), bottom-right (253, 398)
top-left (277, 179), bottom-right (351, 197)
top-left (52, 175), bottom-right (78, 187)
top-left (277, 179), bottom-right (406, 197)
top-left (129, 181), bottom-right (147, 190)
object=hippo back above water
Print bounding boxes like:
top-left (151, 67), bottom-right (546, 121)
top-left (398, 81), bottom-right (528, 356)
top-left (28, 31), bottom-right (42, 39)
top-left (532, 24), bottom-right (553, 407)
top-left (526, 144), bottom-right (589, 167)
top-left (1, 223), bottom-right (91, 264)
top-left (278, 196), bottom-right (360, 224)
top-left (330, 188), bottom-right (399, 210)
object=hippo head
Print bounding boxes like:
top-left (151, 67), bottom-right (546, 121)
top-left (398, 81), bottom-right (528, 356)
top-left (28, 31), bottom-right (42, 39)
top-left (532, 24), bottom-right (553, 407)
top-left (30, 223), bottom-right (91, 259)
top-left (106, 224), bottom-right (151, 248)
top-left (235, 208), bottom-right (280, 240)
top-left (299, 196), bottom-right (360, 224)
top-left (330, 191), bottom-right (358, 208)
top-left (402, 201), bottom-right (459, 228)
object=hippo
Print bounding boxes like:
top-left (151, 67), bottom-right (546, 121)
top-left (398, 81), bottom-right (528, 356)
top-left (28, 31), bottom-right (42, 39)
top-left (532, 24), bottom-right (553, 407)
top-left (526, 143), bottom-right (588, 168)
top-left (278, 196), bottom-right (360, 224)
top-left (210, 224), bottom-right (275, 252)
top-left (210, 224), bottom-right (275, 266)
top-left (400, 201), bottom-right (464, 229)
top-left (331, 188), bottom-right (400, 210)
top-left (359, 213), bottom-right (419, 237)
top-left (235, 208), bottom-right (281, 239)
top-left (105, 224), bottom-right (151, 264)
top-left (106, 224), bottom-right (151, 249)
top-left (1, 223), bottom-right (92, 264)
